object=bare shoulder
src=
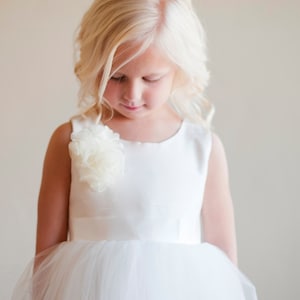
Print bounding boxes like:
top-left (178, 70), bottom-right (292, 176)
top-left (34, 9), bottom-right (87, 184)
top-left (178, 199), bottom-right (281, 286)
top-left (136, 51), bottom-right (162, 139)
top-left (211, 132), bottom-right (226, 156)
top-left (49, 121), bottom-right (72, 146)
top-left (208, 132), bottom-right (229, 175)
top-left (45, 122), bottom-right (72, 158)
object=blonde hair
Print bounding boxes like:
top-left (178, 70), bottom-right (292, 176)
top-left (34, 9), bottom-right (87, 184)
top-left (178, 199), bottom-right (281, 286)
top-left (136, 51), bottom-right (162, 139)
top-left (74, 0), bottom-right (214, 126)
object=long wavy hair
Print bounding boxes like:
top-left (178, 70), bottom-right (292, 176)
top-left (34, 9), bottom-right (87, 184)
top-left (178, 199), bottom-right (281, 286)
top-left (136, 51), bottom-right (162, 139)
top-left (74, 0), bottom-right (214, 126)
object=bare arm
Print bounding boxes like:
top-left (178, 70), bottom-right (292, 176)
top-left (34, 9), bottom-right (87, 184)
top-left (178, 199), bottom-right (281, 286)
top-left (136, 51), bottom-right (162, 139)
top-left (201, 133), bottom-right (238, 265)
top-left (35, 122), bottom-right (72, 255)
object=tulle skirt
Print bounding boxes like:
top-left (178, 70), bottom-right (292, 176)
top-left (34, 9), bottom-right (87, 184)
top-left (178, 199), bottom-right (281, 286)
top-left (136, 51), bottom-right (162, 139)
top-left (12, 240), bottom-right (257, 300)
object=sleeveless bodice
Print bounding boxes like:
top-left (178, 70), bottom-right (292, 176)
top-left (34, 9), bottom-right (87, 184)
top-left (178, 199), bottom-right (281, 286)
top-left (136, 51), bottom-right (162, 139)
top-left (69, 117), bottom-right (212, 244)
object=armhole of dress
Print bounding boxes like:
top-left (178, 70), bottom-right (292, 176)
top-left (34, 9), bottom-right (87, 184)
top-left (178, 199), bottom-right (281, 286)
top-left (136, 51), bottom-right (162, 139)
top-left (206, 130), bottom-right (213, 163)
top-left (70, 116), bottom-right (82, 134)
top-left (200, 128), bottom-right (213, 243)
top-left (201, 129), bottom-right (213, 190)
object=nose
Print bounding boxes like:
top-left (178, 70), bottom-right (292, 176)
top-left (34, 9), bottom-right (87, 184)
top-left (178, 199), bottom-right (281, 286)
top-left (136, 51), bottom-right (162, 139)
top-left (122, 80), bottom-right (141, 104)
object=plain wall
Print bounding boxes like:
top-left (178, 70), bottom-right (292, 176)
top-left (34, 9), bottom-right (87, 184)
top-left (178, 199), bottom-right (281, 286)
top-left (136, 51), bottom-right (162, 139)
top-left (0, 0), bottom-right (299, 299)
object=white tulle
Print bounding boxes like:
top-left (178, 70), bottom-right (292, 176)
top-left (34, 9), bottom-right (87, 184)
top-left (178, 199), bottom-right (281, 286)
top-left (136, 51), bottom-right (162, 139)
top-left (12, 241), bottom-right (256, 300)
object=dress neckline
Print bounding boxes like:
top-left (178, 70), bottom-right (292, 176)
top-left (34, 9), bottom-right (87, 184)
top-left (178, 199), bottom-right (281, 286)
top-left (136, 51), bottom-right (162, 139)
top-left (112, 120), bottom-right (185, 146)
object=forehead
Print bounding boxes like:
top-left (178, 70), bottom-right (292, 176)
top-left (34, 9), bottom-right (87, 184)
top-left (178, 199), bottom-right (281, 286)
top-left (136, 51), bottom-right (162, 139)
top-left (112, 43), bottom-right (175, 74)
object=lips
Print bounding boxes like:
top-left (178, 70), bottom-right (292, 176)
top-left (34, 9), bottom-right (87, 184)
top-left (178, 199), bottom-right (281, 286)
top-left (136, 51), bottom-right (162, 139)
top-left (121, 104), bottom-right (143, 111)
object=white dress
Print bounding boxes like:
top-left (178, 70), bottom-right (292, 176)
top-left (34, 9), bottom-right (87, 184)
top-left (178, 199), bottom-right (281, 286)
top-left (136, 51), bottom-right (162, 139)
top-left (12, 116), bottom-right (258, 300)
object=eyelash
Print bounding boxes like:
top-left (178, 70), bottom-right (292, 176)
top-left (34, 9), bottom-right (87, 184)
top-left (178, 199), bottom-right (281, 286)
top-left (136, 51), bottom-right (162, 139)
top-left (110, 76), bottom-right (160, 83)
top-left (110, 76), bottom-right (126, 82)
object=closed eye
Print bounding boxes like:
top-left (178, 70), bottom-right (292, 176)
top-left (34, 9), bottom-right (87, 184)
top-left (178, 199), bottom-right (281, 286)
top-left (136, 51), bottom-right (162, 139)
top-left (110, 75), bottom-right (127, 82)
top-left (110, 75), bottom-right (163, 83)
top-left (142, 77), bottom-right (162, 83)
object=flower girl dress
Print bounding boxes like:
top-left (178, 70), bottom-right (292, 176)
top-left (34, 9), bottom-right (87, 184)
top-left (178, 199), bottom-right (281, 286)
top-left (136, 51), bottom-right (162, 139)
top-left (12, 115), bottom-right (257, 300)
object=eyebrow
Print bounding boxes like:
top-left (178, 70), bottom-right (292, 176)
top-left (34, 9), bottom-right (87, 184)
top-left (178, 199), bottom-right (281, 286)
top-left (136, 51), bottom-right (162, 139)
top-left (147, 72), bottom-right (168, 76)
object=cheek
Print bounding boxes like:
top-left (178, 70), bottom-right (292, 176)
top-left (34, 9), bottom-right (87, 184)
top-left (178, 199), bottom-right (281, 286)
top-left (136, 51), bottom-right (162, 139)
top-left (155, 79), bottom-right (174, 98)
top-left (145, 85), bottom-right (172, 106)
top-left (103, 82), bottom-right (118, 102)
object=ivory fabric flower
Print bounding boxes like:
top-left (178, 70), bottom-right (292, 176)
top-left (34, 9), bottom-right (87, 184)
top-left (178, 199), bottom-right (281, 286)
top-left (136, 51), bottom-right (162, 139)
top-left (69, 124), bottom-right (125, 192)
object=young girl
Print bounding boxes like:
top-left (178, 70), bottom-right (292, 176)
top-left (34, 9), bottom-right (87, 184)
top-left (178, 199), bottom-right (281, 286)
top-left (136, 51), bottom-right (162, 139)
top-left (13, 0), bottom-right (258, 299)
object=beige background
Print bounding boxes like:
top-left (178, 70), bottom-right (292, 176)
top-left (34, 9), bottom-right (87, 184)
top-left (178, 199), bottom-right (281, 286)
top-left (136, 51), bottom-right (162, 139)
top-left (0, 0), bottom-right (299, 299)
